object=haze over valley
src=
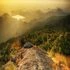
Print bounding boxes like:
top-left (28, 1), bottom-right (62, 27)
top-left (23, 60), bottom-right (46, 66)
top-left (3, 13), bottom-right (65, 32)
top-left (0, 8), bottom-right (70, 43)
top-left (0, 0), bottom-right (70, 70)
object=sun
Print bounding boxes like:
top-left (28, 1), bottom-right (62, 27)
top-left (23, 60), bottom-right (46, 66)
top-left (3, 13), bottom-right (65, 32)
top-left (12, 15), bottom-right (25, 20)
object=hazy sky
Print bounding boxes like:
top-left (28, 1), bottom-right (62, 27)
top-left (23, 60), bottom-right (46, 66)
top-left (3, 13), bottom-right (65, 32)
top-left (0, 0), bottom-right (69, 5)
top-left (0, 0), bottom-right (70, 13)
top-left (0, 0), bottom-right (69, 7)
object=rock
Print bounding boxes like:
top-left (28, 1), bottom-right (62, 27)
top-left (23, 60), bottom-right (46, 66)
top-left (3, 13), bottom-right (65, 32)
top-left (12, 47), bottom-right (54, 70)
top-left (23, 42), bottom-right (33, 48)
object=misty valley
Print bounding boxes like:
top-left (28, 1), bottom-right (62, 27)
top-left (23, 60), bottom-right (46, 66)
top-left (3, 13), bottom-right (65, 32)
top-left (0, 8), bottom-right (70, 70)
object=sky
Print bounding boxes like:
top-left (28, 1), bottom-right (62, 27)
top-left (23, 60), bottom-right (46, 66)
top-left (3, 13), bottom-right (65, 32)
top-left (0, 0), bottom-right (70, 14)
top-left (0, 0), bottom-right (69, 5)
top-left (0, 0), bottom-right (69, 3)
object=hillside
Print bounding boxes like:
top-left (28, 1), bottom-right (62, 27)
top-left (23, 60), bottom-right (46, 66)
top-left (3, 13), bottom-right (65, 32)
top-left (29, 14), bottom-right (70, 32)
top-left (0, 9), bottom-right (70, 70)
top-left (1, 45), bottom-right (70, 70)
top-left (11, 47), bottom-right (53, 70)
top-left (0, 9), bottom-right (69, 43)
top-left (0, 41), bottom-right (54, 70)
top-left (20, 13), bottom-right (70, 55)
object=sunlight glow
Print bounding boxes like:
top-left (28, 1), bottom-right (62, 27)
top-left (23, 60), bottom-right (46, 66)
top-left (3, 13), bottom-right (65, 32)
top-left (12, 15), bottom-right (25, 20)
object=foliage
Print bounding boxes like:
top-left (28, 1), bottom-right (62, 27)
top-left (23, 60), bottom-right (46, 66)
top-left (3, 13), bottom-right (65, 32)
top-left (22, 31), bottom-right (70, 56)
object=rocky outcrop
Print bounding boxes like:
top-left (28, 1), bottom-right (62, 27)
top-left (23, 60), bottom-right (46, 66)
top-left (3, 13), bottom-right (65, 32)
top-left (11, 47), bottom-right (54, 70)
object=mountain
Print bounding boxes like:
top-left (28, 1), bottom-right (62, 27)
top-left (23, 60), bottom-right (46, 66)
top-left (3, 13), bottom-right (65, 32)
top-left (0, 8), bottom-right (69, 43)
top-left (0, 9), bottom-right (70, 70)
top-left (1, 44), bottom-right (70, 70)
top-left (11, 47), bottom-right (54, 70)
top-left (29, 11), bottom-right (70, 32)
top-left (0, 39), bottom-right (54, 70)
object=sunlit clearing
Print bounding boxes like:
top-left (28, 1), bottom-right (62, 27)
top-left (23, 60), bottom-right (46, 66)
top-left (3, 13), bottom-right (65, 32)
top-left (12, 15), bottom-right (25, 20)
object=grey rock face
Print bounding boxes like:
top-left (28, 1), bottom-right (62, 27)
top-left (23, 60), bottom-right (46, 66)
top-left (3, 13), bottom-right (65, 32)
top-left (23, 42), bottom-right (33, 48)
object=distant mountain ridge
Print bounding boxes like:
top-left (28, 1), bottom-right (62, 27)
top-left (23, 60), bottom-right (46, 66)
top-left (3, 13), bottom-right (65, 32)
top-left (0, 8), bottom-right (70, 43)
top-left (29, 12), bottom-right (70, 32)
